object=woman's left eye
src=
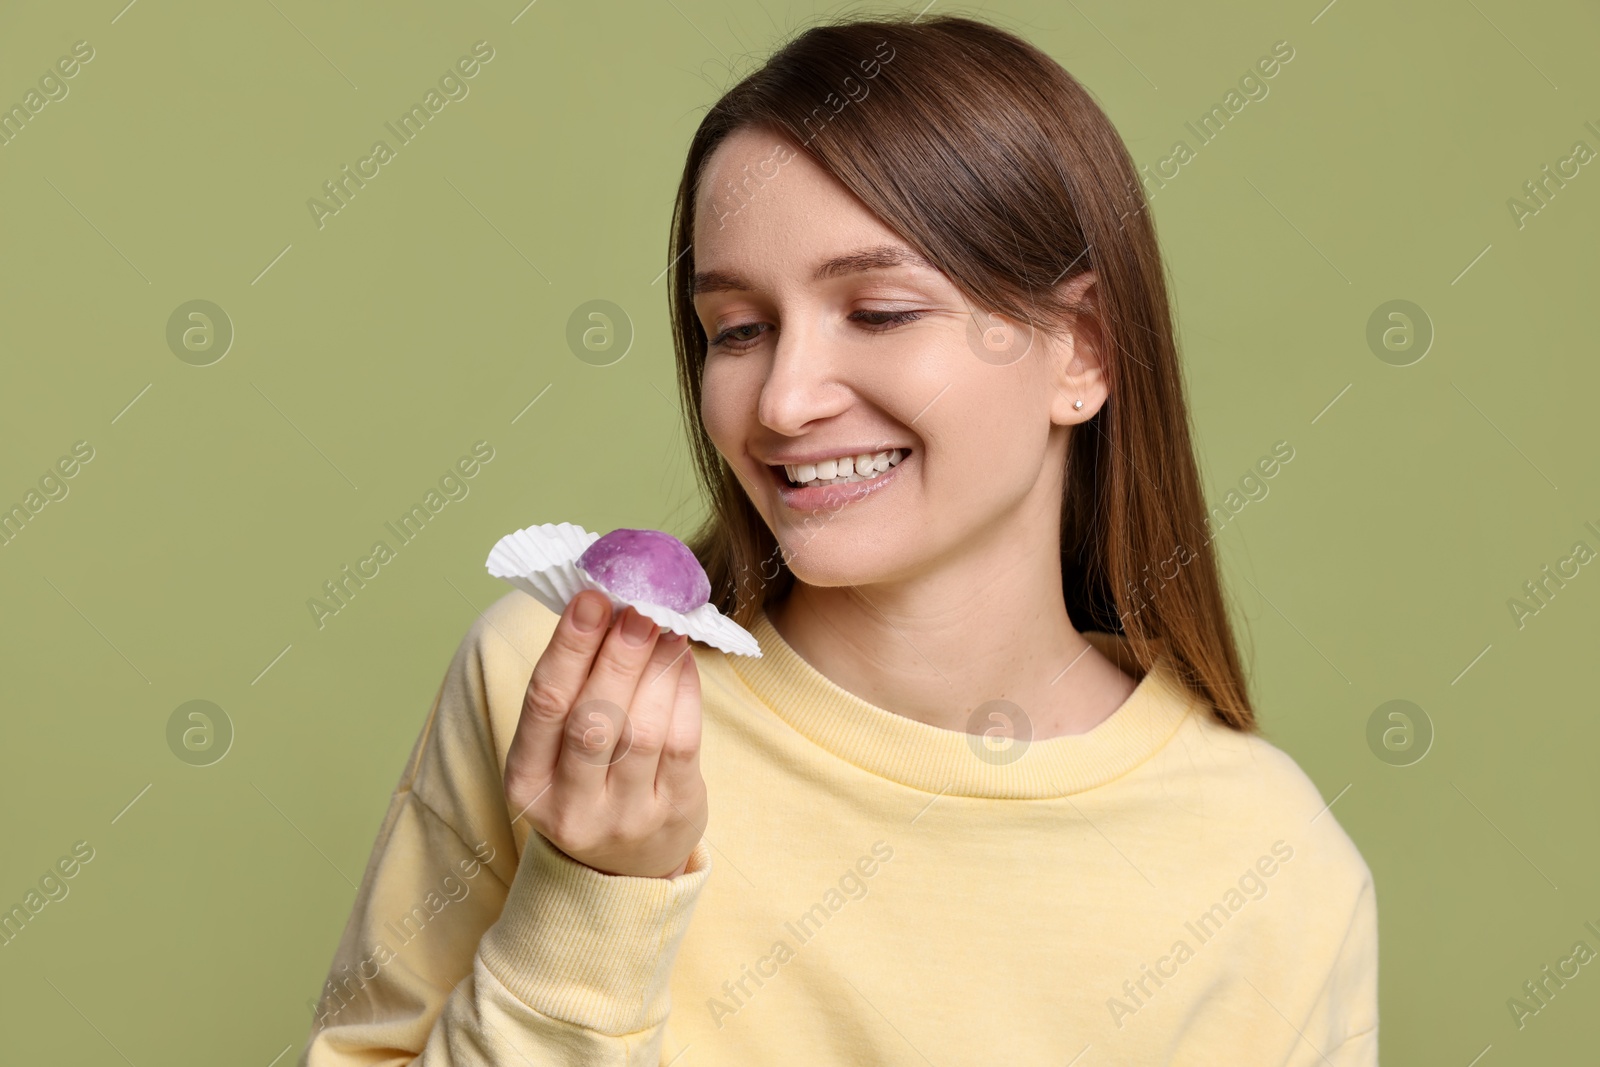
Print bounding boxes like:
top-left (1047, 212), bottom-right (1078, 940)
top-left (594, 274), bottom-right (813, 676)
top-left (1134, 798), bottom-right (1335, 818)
top-left (707, 309), bottom-right (922, 352)
top-left (852, 309), bottom-right (923, 331)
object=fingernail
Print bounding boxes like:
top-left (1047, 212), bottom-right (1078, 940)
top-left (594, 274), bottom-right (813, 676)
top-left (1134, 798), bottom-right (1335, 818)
top-left (622, 608), bottom-right (655, 646)
top-left (573, 594), bottom-right (605, 633)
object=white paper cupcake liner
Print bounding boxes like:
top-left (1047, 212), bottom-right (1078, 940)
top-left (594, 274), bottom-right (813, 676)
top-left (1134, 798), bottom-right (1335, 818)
top-left (485, 522), bottom-right (762, 658)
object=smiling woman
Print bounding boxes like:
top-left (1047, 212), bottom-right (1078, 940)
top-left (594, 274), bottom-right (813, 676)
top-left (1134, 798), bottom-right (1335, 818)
top-left (676, 52), bottom-right (1246, 737)
top-left (302, 12), bottom-right (1378, 1067)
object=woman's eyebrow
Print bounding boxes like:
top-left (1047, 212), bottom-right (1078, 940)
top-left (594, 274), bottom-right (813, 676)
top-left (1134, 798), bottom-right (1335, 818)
top-left (691, 245), bottom-right (936, 295)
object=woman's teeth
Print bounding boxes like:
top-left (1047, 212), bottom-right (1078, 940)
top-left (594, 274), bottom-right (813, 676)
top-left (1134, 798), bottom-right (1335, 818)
top-left (783, 449), bottom-right (906, 488)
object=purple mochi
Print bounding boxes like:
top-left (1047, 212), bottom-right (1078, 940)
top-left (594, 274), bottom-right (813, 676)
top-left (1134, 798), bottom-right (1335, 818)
top-left (577, 528), bottom-right (711, 614)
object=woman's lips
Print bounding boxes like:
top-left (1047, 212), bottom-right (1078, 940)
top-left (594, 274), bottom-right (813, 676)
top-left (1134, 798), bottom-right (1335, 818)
top-left (769, 450), bottom-right (909, 511)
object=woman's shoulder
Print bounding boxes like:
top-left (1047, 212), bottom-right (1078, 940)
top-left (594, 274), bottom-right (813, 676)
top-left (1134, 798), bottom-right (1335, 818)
top-left (398, 590), bottom-right (563, 804)
top-left (1141, 707), bottom-right (1381, 1042)
top-left (1154, 705), bottom-right (1375, 894)
top-left (459, 588), bottom-right (565, 672)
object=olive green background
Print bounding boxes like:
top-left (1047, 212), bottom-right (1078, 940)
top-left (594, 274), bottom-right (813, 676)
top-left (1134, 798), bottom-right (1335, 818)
top-left (1, 0), bottom-right (1596, 1062)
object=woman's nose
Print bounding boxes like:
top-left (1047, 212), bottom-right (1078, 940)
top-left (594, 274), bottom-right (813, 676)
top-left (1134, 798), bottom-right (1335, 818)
top-left (756, 318), bottom-right (852, 435)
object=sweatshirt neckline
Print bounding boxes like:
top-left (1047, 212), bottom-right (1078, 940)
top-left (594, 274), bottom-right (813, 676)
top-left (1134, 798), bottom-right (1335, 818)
top-left (727, 608), bottom-right (1200, 799)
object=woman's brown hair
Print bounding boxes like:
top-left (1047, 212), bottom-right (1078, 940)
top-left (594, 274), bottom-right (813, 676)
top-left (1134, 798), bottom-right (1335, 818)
top-left (666, 12), bottom-right (1256, 732)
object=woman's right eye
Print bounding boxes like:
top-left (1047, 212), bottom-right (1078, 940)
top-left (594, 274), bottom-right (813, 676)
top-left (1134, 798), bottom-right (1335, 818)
top-left (708, 322), bottom-right (768, 351)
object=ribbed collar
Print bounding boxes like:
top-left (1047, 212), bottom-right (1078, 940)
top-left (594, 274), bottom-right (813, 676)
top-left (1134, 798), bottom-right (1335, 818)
top-left (727, 608), bottom-right (1199, 799)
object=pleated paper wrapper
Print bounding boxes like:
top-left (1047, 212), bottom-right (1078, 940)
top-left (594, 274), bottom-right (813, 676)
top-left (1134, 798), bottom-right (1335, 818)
top-left (485, 522), bottom-right (762, 657)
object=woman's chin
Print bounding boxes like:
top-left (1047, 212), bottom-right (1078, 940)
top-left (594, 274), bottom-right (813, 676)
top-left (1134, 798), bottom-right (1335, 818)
top-left (774, 544), bottom-right (908, 592)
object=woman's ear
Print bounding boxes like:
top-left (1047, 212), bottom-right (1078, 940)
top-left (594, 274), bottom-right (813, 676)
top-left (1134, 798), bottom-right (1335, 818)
top-left (1048, 270), bottom-right (1108, 426)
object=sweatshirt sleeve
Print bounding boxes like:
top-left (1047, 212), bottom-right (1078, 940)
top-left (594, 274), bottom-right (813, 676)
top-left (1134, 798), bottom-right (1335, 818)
top-left (1328, 873), bottom-right (1379, 1060)
top-left (1293, 870), bottom-right (1379, 1066)
top-left (1324, 1026), bottom-right (1378, 1066)
top-left (299, 592), bottom-right (714, 1066)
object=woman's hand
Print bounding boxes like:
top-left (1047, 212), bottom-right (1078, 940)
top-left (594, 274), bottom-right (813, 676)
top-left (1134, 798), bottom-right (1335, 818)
top-left (502, 590), bottom-right (706, 879)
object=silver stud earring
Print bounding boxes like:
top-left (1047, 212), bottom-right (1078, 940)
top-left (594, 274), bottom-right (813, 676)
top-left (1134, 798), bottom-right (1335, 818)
top-left (1073, 398), bottom-right (1084, 410)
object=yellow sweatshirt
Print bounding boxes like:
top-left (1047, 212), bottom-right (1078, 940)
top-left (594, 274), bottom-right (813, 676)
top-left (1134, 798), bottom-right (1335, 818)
top-left (300, 590), bottom-right (1378, 1066)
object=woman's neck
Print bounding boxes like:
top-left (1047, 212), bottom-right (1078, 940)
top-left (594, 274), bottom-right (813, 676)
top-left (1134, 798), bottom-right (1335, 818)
top-left (764, 560), bottom-right (1138, 740)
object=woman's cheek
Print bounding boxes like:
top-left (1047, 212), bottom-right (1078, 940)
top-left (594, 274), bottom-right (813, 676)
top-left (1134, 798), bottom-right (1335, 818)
top-left (699, 361), bottom-right (741, 451)
top-left (941, 384), bottom-right (1032, 495)
top-left (700, 360), bottom-right (767, 494)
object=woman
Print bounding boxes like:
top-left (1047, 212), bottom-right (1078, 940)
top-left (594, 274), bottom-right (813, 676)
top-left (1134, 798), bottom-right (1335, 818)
top-left (302, 13), bottom-right (1377, 1065)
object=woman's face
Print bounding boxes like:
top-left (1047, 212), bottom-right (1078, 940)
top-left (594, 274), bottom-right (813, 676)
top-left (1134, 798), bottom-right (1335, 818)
top-left (693, 127), bottom-right (1098, 594)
